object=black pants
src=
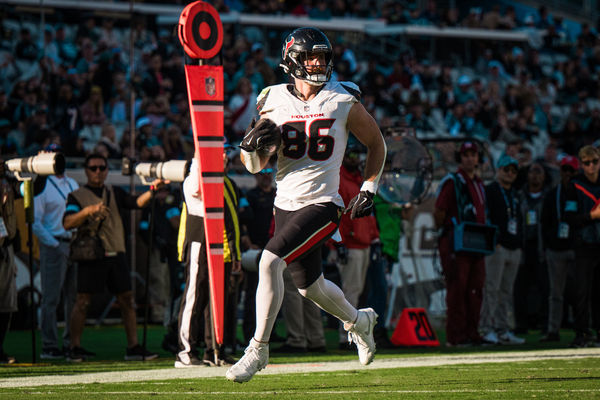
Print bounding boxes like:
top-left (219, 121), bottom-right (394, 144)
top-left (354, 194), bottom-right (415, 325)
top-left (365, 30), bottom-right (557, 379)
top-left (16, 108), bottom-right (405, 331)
top-left (573, 247), bottom-right (600, 336)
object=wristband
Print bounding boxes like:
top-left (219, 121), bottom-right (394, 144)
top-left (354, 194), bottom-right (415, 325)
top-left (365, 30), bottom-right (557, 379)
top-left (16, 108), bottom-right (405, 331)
top-left (360, 181), bottom-right (377, 194)
top-left (241, 149), bottom-right (262, 174)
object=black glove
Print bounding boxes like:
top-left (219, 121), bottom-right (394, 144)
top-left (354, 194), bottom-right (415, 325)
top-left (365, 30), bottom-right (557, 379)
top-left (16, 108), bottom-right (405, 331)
top-left (239, 118), bottom-right (280, 153)
top-left (346, 190), bottom-right (374, 219)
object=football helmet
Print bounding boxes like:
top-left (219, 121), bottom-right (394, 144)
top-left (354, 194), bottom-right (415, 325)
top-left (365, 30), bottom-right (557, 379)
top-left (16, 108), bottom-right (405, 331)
top-left (280, 27), bottom-right (333, 86)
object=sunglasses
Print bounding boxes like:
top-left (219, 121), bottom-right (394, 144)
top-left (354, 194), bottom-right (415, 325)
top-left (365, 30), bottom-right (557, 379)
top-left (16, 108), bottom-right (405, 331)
top-left (502, 166), bottom-right (518, 174)
top-left (87, 165), bottom-right (107, 172)
top-left (581, 159), bottom-right (599, 166)
top-left (258, 168), bottom-right (273, 175)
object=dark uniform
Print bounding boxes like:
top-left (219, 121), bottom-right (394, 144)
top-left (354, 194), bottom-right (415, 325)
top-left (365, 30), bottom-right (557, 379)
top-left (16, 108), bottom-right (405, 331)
top-left (436, 169), bottom-right (487, 346)
top-left (565, 172), bottom-right (600, 345)
top-left (0, 172), bottom-right (18, 363)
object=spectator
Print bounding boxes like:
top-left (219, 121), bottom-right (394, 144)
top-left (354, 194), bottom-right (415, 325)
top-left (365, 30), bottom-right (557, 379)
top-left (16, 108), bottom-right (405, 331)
top-left (97, 122), bottom-right (121, 159)
top-left (481, 5), bottom-right (502, 30)
top-left (55, 24), bottom-right (77, 64)
top-left (48, 83), bottom-right (83, 156)
top-left (564, 145), bottom-right (600, 347)
top-left (14, 28), bottom-right (38, 62)
top-left (142, 53), bottom-right (172, 98)
top-left (514, 161), bottom-right (551, 334)
top-left (454, 75), bottom-right (476, 104)
top-left (480, 155), bottom-right (525, 345)
top-left (434, 142), bottom-right (487, 346)
top-left (228, 77), bottom-right (257, 139)
top-left (33, 146), bottom-right (79, 360)
top-left (63, 153), bottom-right (160, 361)
top-left (75, 40), bottom-right (97, 75)
top-left (80, 85), bottom-right (106, 127)
top-left (251, 43), bottom-right (277, 88)
top-left (40, 26), bottom-right (60, 65)
top-left (540, 155), bottom-right (579, 342)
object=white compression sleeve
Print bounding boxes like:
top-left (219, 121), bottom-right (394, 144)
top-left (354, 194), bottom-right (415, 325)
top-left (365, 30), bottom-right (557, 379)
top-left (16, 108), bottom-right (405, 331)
top-left (298, 274), bottom-right (358, 325)
top-left (253, 250), bottom-right (287, 342)
top-left (241, 149), bottom-right (262, 174)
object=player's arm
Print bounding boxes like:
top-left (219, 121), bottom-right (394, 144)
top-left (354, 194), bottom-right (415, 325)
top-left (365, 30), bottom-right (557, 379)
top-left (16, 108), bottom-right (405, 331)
top-left (239, 118), bottom-right (279, 174)
top-left (347, 102), bottom-right (386, 191)
top-left (345, 102), bottom-right (387, 219)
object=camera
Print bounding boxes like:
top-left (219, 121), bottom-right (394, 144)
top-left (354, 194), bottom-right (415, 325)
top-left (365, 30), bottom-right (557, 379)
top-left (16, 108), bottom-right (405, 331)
top-left (122, 157), bottom-right (190, 184)
top-left (5, 153), bottom-right (65, 179)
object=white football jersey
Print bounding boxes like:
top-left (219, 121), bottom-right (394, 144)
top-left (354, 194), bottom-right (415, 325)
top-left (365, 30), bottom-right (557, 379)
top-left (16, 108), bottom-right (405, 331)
top-left (257, 80), bottom-right (360, 211)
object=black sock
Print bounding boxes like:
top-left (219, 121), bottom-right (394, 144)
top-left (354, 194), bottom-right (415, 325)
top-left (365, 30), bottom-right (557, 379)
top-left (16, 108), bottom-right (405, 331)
top-left (0, 313), bottom-right (11, 354)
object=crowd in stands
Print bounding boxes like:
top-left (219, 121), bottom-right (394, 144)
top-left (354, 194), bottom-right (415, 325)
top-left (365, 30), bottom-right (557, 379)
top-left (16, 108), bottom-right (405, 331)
top-left (0, 2), bottom-right (599, 169)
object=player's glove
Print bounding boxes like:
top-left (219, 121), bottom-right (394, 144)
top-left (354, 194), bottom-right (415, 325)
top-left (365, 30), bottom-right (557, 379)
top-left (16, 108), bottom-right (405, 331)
top-left (346, 190), bottom-right (374, 219)
top-left (240, 118), bottom-right (280, 153)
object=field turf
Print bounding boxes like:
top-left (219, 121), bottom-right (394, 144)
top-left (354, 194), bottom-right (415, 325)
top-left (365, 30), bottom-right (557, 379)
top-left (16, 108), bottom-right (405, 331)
top-left (1, 325), bottom-right (599, 399)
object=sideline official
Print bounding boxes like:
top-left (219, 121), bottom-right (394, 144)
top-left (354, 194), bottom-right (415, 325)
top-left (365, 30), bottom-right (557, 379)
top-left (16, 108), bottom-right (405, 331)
top-left (565, 145), bottom-right (600, 347)
top-left (434, 142), bottom-right (486, 347)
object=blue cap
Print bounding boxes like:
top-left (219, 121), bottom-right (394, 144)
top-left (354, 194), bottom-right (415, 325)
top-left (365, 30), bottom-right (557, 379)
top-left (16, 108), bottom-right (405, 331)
top-left (136, 117), bottom-right (151, 130)
top-left (496, 154), bottom-right (518, 169)
top-left (513, 46), bottom-right (523, 57)
top-left (44, 143), bottom-right (63, 152)
top-left (457, 75), bottom-right (471, 86)
top-left (488, 60), bottom-right (502, 69)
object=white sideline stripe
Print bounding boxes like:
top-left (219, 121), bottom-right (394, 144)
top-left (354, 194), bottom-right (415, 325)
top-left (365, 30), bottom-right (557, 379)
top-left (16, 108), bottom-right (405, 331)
top-left (1, 349), bottom-right (600, 388)
top-left (23, 389), bottom-right (600, 395)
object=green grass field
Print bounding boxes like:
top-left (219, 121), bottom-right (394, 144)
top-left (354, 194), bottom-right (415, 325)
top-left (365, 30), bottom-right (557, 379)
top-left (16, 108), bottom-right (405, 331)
top-left (1, 325), bottom-right (599, 399)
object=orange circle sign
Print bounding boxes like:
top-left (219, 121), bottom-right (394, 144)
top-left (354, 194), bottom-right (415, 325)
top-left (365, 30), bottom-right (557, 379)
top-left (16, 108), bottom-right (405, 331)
top-left (178, 1), bottom-right (223, 59)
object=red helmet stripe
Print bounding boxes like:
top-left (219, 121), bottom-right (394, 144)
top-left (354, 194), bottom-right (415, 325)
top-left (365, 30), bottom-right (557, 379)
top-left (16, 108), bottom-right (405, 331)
top-left (284, 37), bottom-right (295, 59)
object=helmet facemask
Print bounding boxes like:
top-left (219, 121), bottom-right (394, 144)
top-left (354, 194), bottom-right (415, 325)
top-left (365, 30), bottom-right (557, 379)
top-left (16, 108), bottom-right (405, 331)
top-left (293, 49), bottom-right (332, 86)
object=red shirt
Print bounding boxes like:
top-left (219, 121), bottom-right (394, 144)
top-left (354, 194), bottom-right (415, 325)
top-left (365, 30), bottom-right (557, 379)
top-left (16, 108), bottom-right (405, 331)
top-left (338, 165), bottom-right (379, 248)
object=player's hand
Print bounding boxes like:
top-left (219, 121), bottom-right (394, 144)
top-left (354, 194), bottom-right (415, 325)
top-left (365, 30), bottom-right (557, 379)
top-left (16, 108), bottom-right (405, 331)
top-left (150, 179), bottom-right (170, 191)
top-left (232, 260), bottom-right (242, 274)
top-left (239, 118), bottom-right (279, 152)
top-left (591, 203), bottom-right (600, 220)
top-left (346, 190), bottom-right (374, 219)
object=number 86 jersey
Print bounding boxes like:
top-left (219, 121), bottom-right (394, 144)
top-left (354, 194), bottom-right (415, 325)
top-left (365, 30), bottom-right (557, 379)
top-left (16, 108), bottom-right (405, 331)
top-left (257, 80), bottom-right (361, 211)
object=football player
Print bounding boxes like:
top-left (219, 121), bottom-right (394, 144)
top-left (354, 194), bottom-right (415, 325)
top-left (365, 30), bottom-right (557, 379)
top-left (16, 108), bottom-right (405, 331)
top-left (226, 27), bottom-right (386, 383)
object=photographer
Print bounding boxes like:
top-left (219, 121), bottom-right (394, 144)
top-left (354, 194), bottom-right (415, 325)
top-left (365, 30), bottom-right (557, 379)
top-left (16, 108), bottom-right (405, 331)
top-left (32, 146), bottom-right (79, 360)
top-left (63, 153), bottom-right (162, 361)
top-left (0, 160), bottom-right (18, 364)
top-left (434, 142), bottom-right (486, 347)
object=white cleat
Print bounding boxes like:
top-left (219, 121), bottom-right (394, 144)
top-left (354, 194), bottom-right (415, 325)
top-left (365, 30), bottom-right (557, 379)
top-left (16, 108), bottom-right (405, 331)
top-left (346, 308), bottom-right (378, 365)
top-left (498, 331), bottom-right (525, 345)
top-left (225, 340), bottom-right (269, 383)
